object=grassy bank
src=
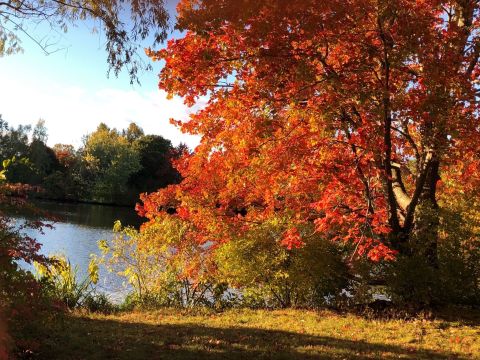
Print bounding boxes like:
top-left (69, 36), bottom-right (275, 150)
top-left (23, 308), bottom-right (480, 359)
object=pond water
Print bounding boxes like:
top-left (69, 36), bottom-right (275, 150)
top-left (10, 200), bottom-right (143, 302)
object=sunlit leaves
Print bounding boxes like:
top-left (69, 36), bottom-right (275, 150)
top-left (143, 0), bottom-right (480, 265)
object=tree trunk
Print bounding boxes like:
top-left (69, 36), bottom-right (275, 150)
top-left (411, 159), bottom-right (440, 268)
top-left (387, 156), bottom-right (441, 269)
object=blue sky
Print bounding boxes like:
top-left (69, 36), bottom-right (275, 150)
top-left (0, 0), bottom-right (201, 148)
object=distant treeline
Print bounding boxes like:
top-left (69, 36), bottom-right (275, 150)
top-left (0, 116), bottom-right (185, 206)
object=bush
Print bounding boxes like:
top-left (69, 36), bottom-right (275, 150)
top-left (215, 219), bottom-right (350, 309)
top-left (83, 293), bottom-right (116, 314)
top-left (35, 255), bottom-right (99, 309)
top-left (384, 205), bottom-right (480, 307)
top-left (98, 220), bottom-right (234, 310)
top-left (98, 217), bottom-right (350, 310)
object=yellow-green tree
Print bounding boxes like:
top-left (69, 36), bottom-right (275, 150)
top-left (83, 123), bottom-right (141, 203)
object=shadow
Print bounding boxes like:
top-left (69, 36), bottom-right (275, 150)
top-left (330, 302), bottom-right (480, 327)
top-left (31, 315), bottom-right (467, 360)
top-left (433, 307), bottom-right (480, 327)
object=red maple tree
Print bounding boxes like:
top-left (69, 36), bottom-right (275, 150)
top-left (142, 0), bottom-right (480, 264)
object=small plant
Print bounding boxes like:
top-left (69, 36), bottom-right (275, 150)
top-left (34, 255), bottom-right (99, 309)
top-left (83, 293), bottom-right (116, 314)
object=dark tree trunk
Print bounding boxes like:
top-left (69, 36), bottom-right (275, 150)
top-left (411, 159), bottom-right (440, 268)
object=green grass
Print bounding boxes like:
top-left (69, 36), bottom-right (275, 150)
top-left (24, 308), bottom-right (480, 359)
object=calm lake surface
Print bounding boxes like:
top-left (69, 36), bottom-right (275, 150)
top-left (10, 200), bottom-right (143, 301)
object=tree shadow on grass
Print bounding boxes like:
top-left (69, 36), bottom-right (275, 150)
top-left (433, 307), bottom-right (480, 327)
top-left (35, 316), bottom-right (466, 360)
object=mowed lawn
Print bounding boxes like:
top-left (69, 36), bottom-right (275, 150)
top-left (31, 308), bottom-right (480, 359)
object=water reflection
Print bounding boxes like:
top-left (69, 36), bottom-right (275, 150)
top-left (17, 200), bottom-right (143, 229)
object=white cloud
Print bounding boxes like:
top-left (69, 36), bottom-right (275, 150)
top-left (0, 76), bottom-right (202, 149)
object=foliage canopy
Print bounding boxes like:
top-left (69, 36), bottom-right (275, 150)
top-left (143, 0), bottom-right (480, 266)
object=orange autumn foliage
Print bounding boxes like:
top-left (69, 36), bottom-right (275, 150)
top-left (142, 0), bottom-right (480, 264)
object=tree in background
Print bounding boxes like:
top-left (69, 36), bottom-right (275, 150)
top-left (0, 115), bottom-right (30, 160)
top-left (27, 141), bottom-right (59, 183)
top-left (83, 123), bottom-right (141, 204)
top-left (52, 144), bottom-right (77, 170)
top-left (28, 120), bottom-right (60, 184)
top-left (43, 144), bottom-right (84, 200)
top-left (32, 119), bottom-right (48, 144)
top-left (0, 116), bottom-right (35, 184)
top-left (129, 134), bottom-right (182, 196)
top-left (0, 119), bottom-right (59, 185)
top-left (0, 118), bottom-right (182, 204)
top-left (123, 122), bottom-right (145, 143)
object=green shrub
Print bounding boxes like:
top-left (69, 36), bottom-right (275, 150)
top-left (83, 293), bottom-right (116, 314)
top-left (34, 255), bottom-right (99, 309)
top-left (98, 220), bottom-right (234, 310)
top-left (215, 219), bottom-right (350, 309)
top-left (384, 206), bottom-right (480, 307)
